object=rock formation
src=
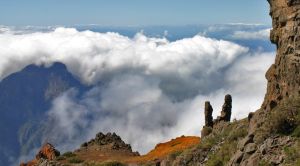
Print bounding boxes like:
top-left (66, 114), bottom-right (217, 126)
top-left (228, 1), bottom-right (300, 165)
top-left (219, 94), bottom-right (232, 122)
top-left (204, 101), bottom-right (213, 127)
top-left (201, 94), bottom-right (232, 137)
top-left (20, 143), bottom-right (60, 166)
top-left (262, 0), bottom-right (300, 111)
top-left (80, 132), bottom-right (136, 152)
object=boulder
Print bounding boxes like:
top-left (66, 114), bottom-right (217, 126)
top-left (244, 143), bottom-right (257, 154)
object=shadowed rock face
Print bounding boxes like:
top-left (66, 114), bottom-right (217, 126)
top-left (263, 0), bottom-right (300, 111)
top-left (81, 132), bottom-right (135, 152)
top-left (204, 101), bottom-right (213, 127)
top-left (220, 94), bottom-right (232, 122)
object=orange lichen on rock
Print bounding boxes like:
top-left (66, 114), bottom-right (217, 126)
top-left (128, 136), bottom-right (200, 163)
top-left (20, 143), bottom-right (60, 166)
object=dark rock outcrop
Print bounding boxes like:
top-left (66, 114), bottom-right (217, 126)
top-left (219, 94), bottom-right (232, 122)
top-left (201, 94), bottom-right (232, 138)
top-left (204, 101), bottom-right (214, 127)
top-left (81, 132), bottom-right (136, 152)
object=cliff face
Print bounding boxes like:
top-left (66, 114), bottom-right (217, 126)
top-left (263, 0), bottom-right (300, 111)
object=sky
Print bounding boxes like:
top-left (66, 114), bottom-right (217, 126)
top-left (0, 0), bottom-right (271, 26)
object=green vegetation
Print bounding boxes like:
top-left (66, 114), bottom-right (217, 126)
top-left (283, 139), bottom-right (300, 165)
top-left (95, 161), bottom-right (126, 166)
top-left (206, 141), bottom-right (238, 166)
top-left (174, 119), bottom-right (248, 166)
top-left (56, 156), bottom-right (66, 161)
top-left (258, 160), bottom-right (271, 166)
top-left (204, 120), bottom-right (247, 166)
top-left (169, 150), bottom-right (183, 160)
top-left (201, 126), bottom-right (213, 137)
top-left (256, 97), bottom-right (300, 142)
top-left (68, 157), bottom-right (84, 163)
top-left (63, 151), bottom-right (76, 158)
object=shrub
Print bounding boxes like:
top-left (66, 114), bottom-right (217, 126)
top-left (228, 126), bottom-right (247, 141)
top-left (259, 97), bottom-right (300, 137)
top-left (63, 151), bottom-right (76, 158)
top-left (98, 161), bottom-right (126, 166)
top-left (169, 150), bottom-right (183, 160)
top-left (201, 126), bottom-right (213, 137)
top-left (206, 141), bottom-right (238, 166)
top-left (284, 140), bottom-right (300, 165)
top-left (258, 160), bottom-right (271, 166)
top-left (56, 156), bottom-right (65, 161)
top-left (68, 157), bottom-right (84, 163)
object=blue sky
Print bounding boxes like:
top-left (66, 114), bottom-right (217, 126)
top-left (0, 0), bottom-right (271, 26)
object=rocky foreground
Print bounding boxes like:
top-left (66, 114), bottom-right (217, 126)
top-left (21, 133), bottom-right (200, 166)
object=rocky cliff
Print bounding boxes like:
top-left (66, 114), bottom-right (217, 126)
top-left (263, 0), bottom-right (300, 111)
top-left (158, 1), bottom-right (300, 165)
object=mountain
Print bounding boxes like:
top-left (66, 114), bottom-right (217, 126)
top-left (0, 62), bottom-right (88, 166)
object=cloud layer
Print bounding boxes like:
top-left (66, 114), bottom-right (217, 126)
top-left (231, 28), bottom-right (271, 40)
top-left (0, 27), bottom-right (274, 157)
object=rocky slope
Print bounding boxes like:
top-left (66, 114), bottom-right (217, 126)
top-left (164, 0), bottom-right (300, 165)
top-left (21, 133), bottom-right (201, 166)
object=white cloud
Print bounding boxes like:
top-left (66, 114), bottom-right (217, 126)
top-left (0, 27), bottom-right (248, 84)
top-left (231, 28), bottom-right (271, 40)
top-left (0, 27), bottom-right (274, 158)
top-left (42, 51), bottom-right (274, 155)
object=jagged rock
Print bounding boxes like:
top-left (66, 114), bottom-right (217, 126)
top-left (247, 112), bottom-right (255, 122)
top-left (20, 143), bottom-right (60, 166)
top-left (244, 143), bottom-right (257, 154)
top-left (35, 159), bottom-right (62, 166)
top-left (201, 95), bottom-right (233, 138)
top-left (86, 132), bottom-right (133, 151)
top-left (229, 150), bottom-right (244, 165)
top-left (245, 153), bottom-right (260, 166)
top-left (36, 143), bottom-right (60, 161)
top-left (259, 143), bottom-right (267, 155)
top-left (204, 101), bottom-right (213, 127)
top-left (238, 134), bottom-right (254, 151)
top-left (262, 0), bottom-right (300, 111)
top-left (201, 126), bottom-right (212, 138)
top-left (232, 135), bottom-right (295, 166)
top-left (219, 94), bottom-right (232, 122)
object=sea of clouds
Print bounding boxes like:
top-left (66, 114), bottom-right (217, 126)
top-left (0, 26), bottom-right (274, 159)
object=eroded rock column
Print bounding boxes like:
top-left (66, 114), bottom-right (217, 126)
top-left (220, 94), bottom-right (232, 122)
top-left (204, 101), bottom-right (214, 127)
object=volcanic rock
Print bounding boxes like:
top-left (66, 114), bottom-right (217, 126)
top-left (263, 0), bottom-right (300, 111)
top-left (204, 101), bottom-right (213, 127)
top-left (219, 94), bottom-right (232, 122)
top-left (81, 132), bottom-right (134, 152)
top-left (20, 143), bottom-right (60, 166)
